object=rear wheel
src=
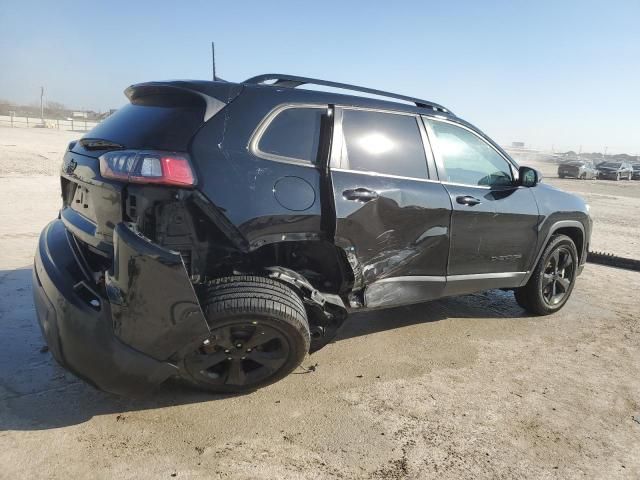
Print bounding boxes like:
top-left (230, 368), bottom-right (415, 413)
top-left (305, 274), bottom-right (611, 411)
top-left (514, 235), bottom-right (578, 315)
top-left (180, 276), bottom-right (310, 393)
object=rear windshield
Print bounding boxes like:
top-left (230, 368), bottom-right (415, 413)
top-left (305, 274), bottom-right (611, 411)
top-left (84, 99), bottom-right (205, 152)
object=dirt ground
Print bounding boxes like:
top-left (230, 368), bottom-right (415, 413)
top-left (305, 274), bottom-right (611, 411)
top-left (0, 127), bottom-right (639, 479)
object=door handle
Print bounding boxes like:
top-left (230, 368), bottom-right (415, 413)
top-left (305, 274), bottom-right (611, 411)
top-left (343, 188), bottom-right (379, 202)
top-left (456, 195), bottom-right (481, 206)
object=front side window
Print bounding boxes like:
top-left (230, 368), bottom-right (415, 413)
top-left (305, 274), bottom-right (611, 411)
top-left (426, 119), bottom-right (513, 187)
top-left (341, 109), bottom-right (428, 179)
top-left (257, 107), bottom-right (324, 163)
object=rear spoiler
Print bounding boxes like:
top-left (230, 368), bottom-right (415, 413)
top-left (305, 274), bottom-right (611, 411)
top-left (124, 80), bottom-right (243, 122)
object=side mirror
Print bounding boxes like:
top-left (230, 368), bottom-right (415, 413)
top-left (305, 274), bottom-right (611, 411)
top-left (519, 166), bottom-right (542, 187)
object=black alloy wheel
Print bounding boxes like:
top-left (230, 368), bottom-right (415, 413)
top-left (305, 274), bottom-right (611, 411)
top-left (179, 276), bottom-right (310, 393)
top-left (184, 321), bottom-right (291, 388)
top-left (540, 246), bottom-right (575, 306)
top-left (514, 234), bottom-right (578, 315)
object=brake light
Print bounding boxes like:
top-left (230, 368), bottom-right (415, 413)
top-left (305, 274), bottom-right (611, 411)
top-left (99, 150), bottom-right (196, 187)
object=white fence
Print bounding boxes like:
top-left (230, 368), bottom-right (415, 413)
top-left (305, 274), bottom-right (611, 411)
top-left (0, 114), bottom-right (99, 132)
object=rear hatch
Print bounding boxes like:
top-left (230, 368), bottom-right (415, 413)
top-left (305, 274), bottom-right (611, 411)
top-left (60, 81), bottom-right (240, 256)
top-left (558, 162), bottom-right (582, 175)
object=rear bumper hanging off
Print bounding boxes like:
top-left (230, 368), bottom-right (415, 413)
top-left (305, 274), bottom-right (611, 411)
top-left (33, 220), bottom-right (210, 396)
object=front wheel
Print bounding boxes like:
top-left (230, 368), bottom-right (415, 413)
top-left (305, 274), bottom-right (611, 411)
top-left (179, 276), bottom-right (310, 393)
top-left (514, 235), bottom-right (578, 315)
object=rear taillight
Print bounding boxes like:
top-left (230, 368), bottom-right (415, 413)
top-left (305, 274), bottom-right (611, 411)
top-left (99, 150), bottom-right (196, 187)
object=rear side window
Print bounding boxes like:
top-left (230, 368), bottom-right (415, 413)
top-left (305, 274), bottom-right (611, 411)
top-left (341, 109), bottom-right (428, 179)
top-left (257, 107), bottom-right (324, 163)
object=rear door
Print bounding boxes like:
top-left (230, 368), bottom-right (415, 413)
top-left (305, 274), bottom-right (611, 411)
top-left (423, 117), bottom-right (539, 293)
top-left (330, 107), bottom-right (452, 308)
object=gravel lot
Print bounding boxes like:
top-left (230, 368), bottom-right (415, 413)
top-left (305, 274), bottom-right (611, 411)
top-left (1, 127), bottom-right (638, 479)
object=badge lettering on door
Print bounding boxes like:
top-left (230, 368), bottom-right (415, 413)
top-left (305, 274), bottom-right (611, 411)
top-left (491, 254), bottom-right (523, 262)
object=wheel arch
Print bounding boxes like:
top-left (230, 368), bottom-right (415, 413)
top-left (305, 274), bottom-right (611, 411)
top-left (521, 220), bottom-right (586, 286)
top-left (247, 239), bottom-right (355, 295)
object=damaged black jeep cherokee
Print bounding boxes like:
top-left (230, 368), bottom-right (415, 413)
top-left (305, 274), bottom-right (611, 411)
top-left (33, 74), bottom-right (592, 396)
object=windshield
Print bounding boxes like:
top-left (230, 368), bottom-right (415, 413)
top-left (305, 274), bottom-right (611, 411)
top-left (633, 164), bottom-right (640, 170)
top-left (600, 162), bottom-right (621, 168)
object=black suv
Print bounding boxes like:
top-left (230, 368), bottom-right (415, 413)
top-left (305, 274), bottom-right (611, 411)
top-left (33, 74), bottom-right (592, 395)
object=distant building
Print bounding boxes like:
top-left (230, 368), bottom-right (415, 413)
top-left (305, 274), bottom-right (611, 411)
top-left (72, 111), bottom-right (88, 119)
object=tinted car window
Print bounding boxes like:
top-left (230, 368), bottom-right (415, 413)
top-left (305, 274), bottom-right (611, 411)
top-left (426, 119), bottom-right (513, 187)
top-left (86, 102), bottom-right (205, 151)
top-left (258, 107), bottom-right (323, 163)
top-left (341, 109), bottom-right (428, 178)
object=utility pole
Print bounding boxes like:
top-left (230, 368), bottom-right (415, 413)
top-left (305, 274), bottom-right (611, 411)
top-left (40, 86), bottom-right (44, 123)
top-left (211, 42), bottom-right (216, 81)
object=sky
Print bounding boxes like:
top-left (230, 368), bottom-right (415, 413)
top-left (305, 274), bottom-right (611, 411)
top-left (1, 0), bottom-right (639, 153)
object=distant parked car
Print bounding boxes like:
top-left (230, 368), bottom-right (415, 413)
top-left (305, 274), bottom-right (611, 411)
top-left (557, 160), bottom-right (598, 179)
top-left (597, 162), bottom-right (633, 180)
top-left (632, 163), bottom-right (640, 180)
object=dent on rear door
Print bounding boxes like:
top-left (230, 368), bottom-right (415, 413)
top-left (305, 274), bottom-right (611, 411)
top-left (329, 107), bottom-right (452, 308)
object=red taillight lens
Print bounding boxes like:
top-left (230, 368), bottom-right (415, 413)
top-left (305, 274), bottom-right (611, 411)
top-left (99, 150), bottom-right (196, 187)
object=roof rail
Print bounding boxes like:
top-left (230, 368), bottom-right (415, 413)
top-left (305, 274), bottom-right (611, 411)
top-left (243, 73), bottom-right (453, 114)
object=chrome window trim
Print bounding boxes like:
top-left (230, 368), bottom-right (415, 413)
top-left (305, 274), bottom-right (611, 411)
top-left (331, 167), bottom-right (440, 184)
top-left (332, 105), bottom-right (432, 181)
top-left (248, 103), bottom-right (328, 166)
top-left (422, 116), bottom-right (519, 187)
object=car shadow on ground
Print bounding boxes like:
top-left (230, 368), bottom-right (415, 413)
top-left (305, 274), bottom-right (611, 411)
top-left (0, 267), bottom-right (526, 431)
top-left (336, 288), bottom-right (525, 342)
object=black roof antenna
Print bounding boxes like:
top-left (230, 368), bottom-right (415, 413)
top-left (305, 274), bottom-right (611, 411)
top-left (211, 42), bottom-right (217, 81)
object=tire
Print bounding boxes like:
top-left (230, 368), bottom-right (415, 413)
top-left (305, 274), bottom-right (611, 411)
top-left (514, 234), bottom-right (578, 316)
top-left (558, 174), bottom-right (565, 179)
top-left (580, 173), bottom-right (586, 180)
top-left (179, 275), bottom-right (310, 393)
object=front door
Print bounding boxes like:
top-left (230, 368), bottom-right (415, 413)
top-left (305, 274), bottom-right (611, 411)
top-left (423, 117), bottom-right (540, 294)
top-left (330, 107), bottom-right (452, 308)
